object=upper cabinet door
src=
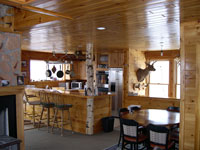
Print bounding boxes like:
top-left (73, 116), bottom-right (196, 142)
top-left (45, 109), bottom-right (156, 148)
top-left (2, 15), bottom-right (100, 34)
top-left (109, 52), bottom-right (124, 68)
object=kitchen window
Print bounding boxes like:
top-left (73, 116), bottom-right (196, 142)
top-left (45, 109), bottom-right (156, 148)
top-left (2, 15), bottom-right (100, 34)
top-left (149, 61), bottom-right (169, 98)
top-left (30, 60), bottom-right (65, 81)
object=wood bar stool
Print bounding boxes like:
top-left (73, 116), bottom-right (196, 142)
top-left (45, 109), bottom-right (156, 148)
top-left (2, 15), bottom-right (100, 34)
top-left (51, 92), bottom-right (73, 136)
top-left (23, 91), bottom-right (41, 127)
top-left (38, 90), bottom-right (55, 132)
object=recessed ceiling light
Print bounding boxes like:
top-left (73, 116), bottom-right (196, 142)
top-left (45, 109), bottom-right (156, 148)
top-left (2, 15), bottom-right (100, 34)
top-left (97, 27), bottom-right (106, 30)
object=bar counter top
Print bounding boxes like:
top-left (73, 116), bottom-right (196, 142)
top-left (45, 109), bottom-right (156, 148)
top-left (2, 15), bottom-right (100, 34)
top-left (25, 87), bottom-right (114, 98)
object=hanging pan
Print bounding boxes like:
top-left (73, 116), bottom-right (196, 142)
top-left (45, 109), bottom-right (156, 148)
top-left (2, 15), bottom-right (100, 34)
top-left (57, 65), bottom-right (64, 78)
top-left (46, 64), bottom-right (52, 77)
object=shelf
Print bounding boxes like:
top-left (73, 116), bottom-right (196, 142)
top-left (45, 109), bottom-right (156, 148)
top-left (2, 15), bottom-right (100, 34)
top-left (96, 68), bottom-right (109, 71)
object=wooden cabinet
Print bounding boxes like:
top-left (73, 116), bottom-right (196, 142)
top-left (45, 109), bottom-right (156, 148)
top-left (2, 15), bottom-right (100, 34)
top-left (71, 61), bottom-right (86, 80)
top-left (96, 53), bottom-right (109, 70)
top-left (109, 52), bottom-right (124, 68)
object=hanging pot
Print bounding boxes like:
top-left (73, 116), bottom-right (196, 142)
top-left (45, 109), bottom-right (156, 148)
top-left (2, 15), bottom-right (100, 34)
top-left (65, 64), bottom-right (70, 75)
top-left (46, 64), bottom-right (52, 77)
top-left (70, 63), bottom-right (75, 77)
top-left (57, 65), bottom-right (64, 78)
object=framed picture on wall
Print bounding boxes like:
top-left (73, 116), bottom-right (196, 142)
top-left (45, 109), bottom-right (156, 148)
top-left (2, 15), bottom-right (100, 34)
top-left (21, 72), bottom-right (27, 77)
top-left (17, 76), bottom-right (24, 85)
top-left (21, 61), bottom-right (26, 67)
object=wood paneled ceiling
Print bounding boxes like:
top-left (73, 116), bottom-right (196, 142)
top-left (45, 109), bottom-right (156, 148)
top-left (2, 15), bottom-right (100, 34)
top-left (1, 0), bottom-right (200, 53)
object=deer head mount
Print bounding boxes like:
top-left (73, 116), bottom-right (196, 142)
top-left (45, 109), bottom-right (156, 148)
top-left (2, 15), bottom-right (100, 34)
top-left (136, 61), bottom-right (156, 82)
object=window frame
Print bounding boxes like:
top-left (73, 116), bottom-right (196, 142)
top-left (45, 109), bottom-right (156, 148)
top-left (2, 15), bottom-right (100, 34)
top-left (30, 59), bottom-right (68, 82)
top-left (148, 60), bottom-right (170, 98)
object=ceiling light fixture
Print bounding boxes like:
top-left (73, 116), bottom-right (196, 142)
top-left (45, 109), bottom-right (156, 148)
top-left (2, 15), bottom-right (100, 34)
top-left (97, 27), bottom-right (106, 30)
top-left (160, 42), bottom-right (164, 56)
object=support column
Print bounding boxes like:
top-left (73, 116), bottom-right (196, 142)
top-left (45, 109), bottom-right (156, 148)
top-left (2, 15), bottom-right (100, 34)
top-left (85, 43), bottom-right (94, 135)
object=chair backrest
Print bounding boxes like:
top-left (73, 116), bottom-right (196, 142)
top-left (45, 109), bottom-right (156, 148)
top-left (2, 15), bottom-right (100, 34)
top-left (147, 124), bottom-right (169, 149)
top-left (118, 108), bottom-right (129, 117)
top-left (120, 118), bottom-right (139, 139)
top-left (51, 91), bottom-right (64, 105)
top-left (23, 91), bottom-right (29, 103)
top-left (167, 106), bottom-right (180, 112)
top-left (39, 90), bottom-right (49, 104)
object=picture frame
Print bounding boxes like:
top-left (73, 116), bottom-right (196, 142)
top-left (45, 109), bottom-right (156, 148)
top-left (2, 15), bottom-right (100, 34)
top-left (17, 76), bottom-right (24, 85)
top-left (21, 61), bottom-right (27, 67)
top-left (21, 72), bottom-right (27, 77)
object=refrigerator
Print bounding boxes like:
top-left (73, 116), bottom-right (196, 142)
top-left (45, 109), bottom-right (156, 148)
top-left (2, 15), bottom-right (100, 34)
top-left (109, 68), bottom-right (123, 111)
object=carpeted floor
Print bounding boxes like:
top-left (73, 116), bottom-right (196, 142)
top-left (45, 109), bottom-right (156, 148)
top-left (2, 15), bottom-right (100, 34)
top-left (25, 127), bottom-right (120, 150)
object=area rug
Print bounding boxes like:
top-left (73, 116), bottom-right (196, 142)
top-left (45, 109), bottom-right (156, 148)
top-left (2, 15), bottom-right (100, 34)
top-left (104, 143), bottom-right (146, 150)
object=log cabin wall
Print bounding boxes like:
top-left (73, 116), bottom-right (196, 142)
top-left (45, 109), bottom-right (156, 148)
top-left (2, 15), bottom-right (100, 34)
top-left (179, 21), bottom-right (200, 150)
top-left (128, 49), bottom-right (146, 96)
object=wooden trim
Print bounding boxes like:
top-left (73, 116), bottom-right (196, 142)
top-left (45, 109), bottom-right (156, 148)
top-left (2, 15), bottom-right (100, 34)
top-left (21, 5), bottom-right (73, 20)
top-left (195, 44), bottom-right (200, 149)
top-left (145, 50), bottom-right (180, 60)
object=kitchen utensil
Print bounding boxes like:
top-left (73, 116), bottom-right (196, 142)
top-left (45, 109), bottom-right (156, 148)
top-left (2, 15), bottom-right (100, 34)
top-left (70, 63), bottom-right (75, 77)
top-left (65, 64), bottom-right (70, 74)
top-left (46, 64), bottom-right (52, 77)
top-left (52, 65), bottom-right (57, 73)
top-left (57, 65), bottom-right (64, 78)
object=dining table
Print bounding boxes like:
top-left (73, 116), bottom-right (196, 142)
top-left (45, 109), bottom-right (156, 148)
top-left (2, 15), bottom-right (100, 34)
top-left (122, 109), bottom-right (180, 127)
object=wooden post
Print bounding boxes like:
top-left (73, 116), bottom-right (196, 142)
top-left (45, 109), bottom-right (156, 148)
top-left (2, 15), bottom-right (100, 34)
top-left (86, 43), bottom-right (94, 96)
top-left (85, 43), bottom-right (94, 135)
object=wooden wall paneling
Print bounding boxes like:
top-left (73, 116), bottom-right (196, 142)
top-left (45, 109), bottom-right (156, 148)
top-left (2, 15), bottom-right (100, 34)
top-left (179, 21), bottom-right (200, 150)
top-left (169, 59), bottom-right (175, 97)
top-left (93, 96), bottom-right (112, 133)
top-left (0, 6), bottom-right (14, 32)
top-left (128, 49), bottom-right (146, 95)
top-left (196, 43), bottom-right (200, 149)
top-left (124, 96), bottom-right (180, 110)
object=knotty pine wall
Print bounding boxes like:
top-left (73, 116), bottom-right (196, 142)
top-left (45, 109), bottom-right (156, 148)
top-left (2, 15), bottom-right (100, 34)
top-left (128, 49), bottom-right (146, 95)
top-left (179, 21), bottom-right (200, 150)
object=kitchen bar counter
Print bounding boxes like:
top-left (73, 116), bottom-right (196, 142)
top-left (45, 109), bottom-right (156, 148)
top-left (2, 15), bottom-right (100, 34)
top-left (25, 88), bottom-right (113, 135)
top-left (26, 88), bottom-right (114, 98)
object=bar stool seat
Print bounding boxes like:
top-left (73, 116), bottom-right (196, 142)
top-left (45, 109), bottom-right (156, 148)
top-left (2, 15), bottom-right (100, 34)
top-left (55, 104), bottom-right (72, 109)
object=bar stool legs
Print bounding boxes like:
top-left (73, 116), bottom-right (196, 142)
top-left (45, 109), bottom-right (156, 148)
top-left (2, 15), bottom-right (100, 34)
top-left (38, 106), bottom-right (53, 132)
top-left (51, 107), bottom-right (73, 136)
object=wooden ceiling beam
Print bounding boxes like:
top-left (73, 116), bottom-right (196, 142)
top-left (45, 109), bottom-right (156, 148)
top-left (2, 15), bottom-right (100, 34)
top-left (14, 8), bottom-right (61, 31)
top-left (21, 5), bottom-right (73, 20)
top-left (0, 0), bottom-right (73, 20)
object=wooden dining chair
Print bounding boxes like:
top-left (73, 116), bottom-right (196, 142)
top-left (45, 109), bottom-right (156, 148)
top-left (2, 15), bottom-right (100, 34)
top-left (147, 124), bottom-right (175, 150)
top-left (117, 108), bottom-right (129, 147)
top-left (120, 118), bottom-right (147, 150)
